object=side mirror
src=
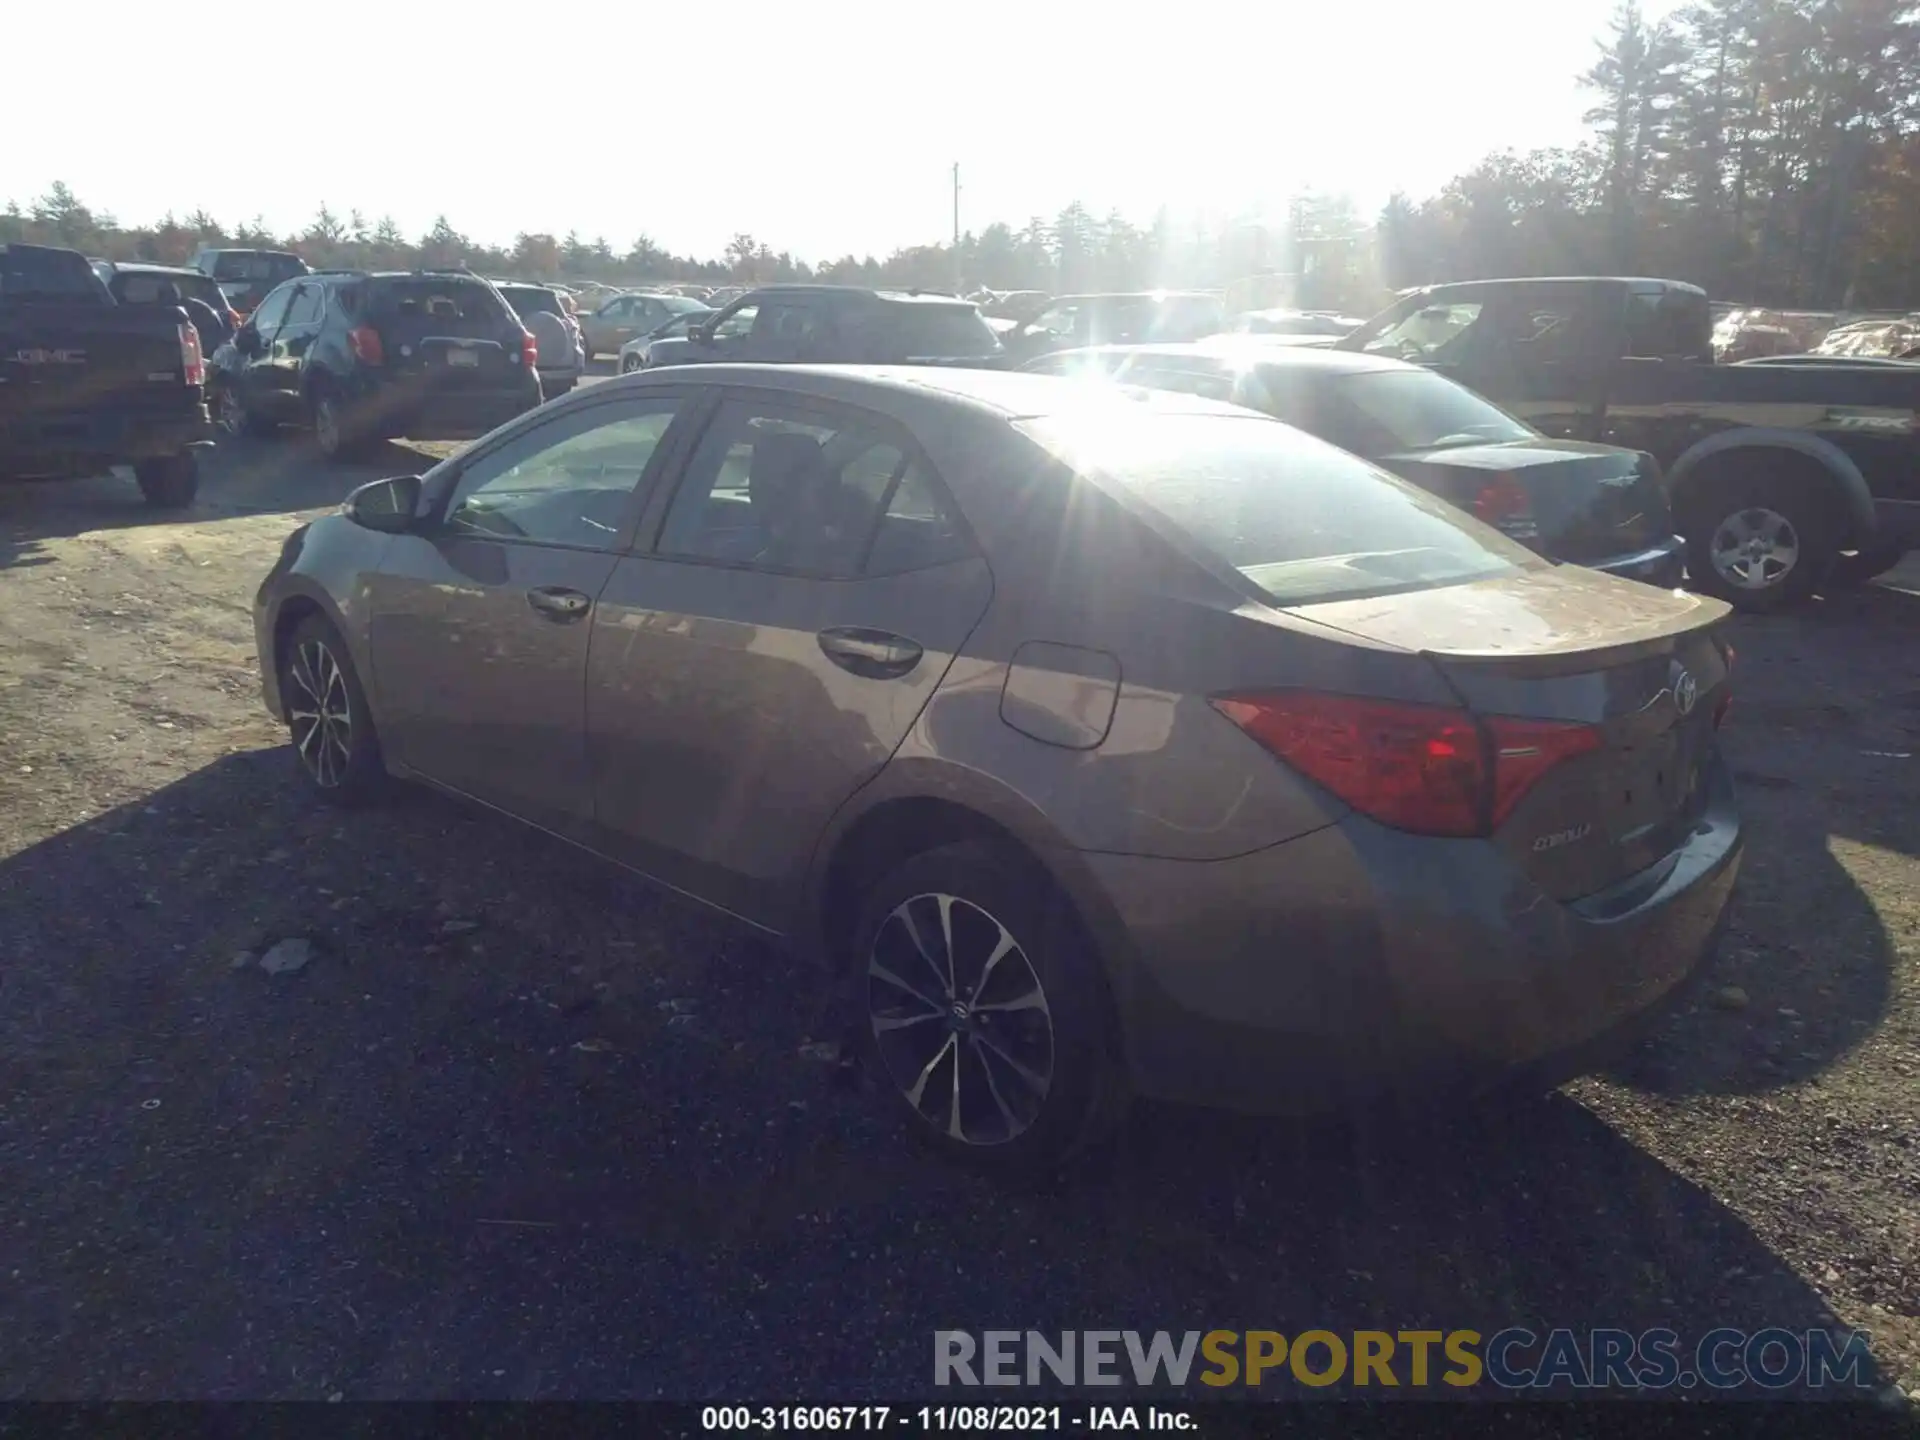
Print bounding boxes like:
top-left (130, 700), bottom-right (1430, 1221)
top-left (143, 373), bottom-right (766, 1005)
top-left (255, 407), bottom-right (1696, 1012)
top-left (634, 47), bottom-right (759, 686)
top-left (342, 475), bottom-right (422, 534)
top-left (691, 322), bottom-right (717, 346)
top-left (236, 327), bottom-right (262, 356)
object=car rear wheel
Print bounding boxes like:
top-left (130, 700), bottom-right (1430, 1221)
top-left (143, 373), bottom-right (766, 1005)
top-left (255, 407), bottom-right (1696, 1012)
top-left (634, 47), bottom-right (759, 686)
top-left (850, 840), bottom-right (1124, 1175)
top-left (134, 451), bottom-right (199, 509)
top-left (1680, 471), bottom-right (1833, 612)
top-left (621, 354), bottom-right (644, 374)
top-left (280, 615), bottom-right (386, 804)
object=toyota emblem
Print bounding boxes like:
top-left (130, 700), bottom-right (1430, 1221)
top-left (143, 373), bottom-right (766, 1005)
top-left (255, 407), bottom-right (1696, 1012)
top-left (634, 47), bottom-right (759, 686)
top-left (1673, 668), bottom-right (1699, 717)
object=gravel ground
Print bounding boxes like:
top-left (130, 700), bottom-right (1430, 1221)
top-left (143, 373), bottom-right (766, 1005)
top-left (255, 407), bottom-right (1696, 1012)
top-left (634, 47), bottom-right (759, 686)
top-left (0, 413), bottom-right (1914, 1404)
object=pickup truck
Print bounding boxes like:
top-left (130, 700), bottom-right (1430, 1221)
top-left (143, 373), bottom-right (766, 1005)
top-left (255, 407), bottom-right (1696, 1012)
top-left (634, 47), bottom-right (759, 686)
top-left (1, 243), bottom-right (214, 507)
top-left (1336, 276), bottom-right (1920, 610)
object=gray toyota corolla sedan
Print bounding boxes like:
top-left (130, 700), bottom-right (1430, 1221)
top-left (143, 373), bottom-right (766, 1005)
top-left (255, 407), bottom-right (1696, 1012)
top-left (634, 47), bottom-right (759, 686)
top-left (254, 364), bottom-right (1742, 1173)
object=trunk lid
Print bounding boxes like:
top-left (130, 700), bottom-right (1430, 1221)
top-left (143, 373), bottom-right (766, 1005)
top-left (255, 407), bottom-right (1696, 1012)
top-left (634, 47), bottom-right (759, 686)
top-left (1290, 567), bottom-right (1732, 900)
top-left (0, 302), bottom-right (193, 417)
top-left (1380, 438), bottom-right (1671, 565)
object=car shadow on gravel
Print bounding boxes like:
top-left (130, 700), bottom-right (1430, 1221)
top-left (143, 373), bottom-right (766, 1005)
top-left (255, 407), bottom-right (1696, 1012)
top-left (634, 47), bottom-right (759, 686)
top-left (1602, 582), bottom-right (1914, 1098)
top-left (0, 749), bottom-right (1884, 1398)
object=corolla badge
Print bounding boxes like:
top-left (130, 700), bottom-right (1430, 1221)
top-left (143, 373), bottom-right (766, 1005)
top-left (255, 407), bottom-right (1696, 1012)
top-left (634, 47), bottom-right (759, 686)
top-left (1672, 666), bottom-right (1698, 717)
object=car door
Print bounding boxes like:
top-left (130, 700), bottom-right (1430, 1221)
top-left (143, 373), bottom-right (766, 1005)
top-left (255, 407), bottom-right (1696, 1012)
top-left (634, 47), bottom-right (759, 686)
top-left (744, 296), bottom-right (826, 363)
top-left (585, 389), bottom-right (993, 929)
top-left (364, 391), bottom-right (696, 837)
top-left (587, 297), bottom-right (629, 355)
top-left (234, 282), bottom-right (299, 418)
top-left (266, 281), bottom-right (326, 417)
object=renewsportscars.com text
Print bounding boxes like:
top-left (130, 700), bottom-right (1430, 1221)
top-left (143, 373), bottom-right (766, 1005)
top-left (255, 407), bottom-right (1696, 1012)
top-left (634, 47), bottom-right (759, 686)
top-left (934, 1327), bottom-right (1875, 1391)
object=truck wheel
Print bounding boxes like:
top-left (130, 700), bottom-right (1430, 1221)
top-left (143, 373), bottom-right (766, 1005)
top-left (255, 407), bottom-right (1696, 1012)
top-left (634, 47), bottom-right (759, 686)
top-left (1680, 471), bottom-right (1834, 612)
top-left (134, 452), bottom-right (200, 510)
top-left (1824, 543), bottom-right (1907, 592)
top-left (312, 391), bottom-right (366, 462)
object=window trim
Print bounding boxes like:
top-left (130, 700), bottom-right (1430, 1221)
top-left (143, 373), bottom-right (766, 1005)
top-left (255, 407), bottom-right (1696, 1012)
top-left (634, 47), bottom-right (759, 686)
top-left (423, 389), bottom-right (709, 557)
top-left (633, 384), bottom-right (980, 580)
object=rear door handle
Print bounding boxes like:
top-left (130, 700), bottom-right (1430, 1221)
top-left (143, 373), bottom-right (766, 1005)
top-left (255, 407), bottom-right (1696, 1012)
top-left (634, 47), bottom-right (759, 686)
top-left (817, 627), bottom-right (923, 680)
top-left (527, 586), bottom-right (592, 622)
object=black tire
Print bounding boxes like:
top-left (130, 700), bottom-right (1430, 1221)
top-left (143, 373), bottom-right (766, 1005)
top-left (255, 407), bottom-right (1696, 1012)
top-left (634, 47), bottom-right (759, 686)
top-left (279, 614), bottom-right (387, 805)
top-left (1824, 543), bottom-right (1907, 592)
top-left (216, 381), bottom-right (275, 438)
top-left (134, 451), bottom-right (199, 509)
top-left (1679, 467), bottom-right (1836, 613)
top-left (621, 355), bottom-right (643, 374)
top-left (545, 377), bottom-right (575, 399)
top-left (311, 388), bottom-right (368, 463)
top-left (848, 840), bottom-right (1124, 1176)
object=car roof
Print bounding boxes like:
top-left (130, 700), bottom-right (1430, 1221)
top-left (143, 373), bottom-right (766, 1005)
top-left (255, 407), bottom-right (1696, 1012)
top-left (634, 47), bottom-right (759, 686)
top-left (107, 262), bottom-right (204, 277)
top-left (1412, 276), bottom-right (1708, 297)
top-left (601, 362), bottom-right (1258, 422)
top-left (1050, 291), bottom-right (1222, 304)
top-left (734, 284), bottom-right (975, 307)
top-left (1061, 339), bottom-right (1412, 376)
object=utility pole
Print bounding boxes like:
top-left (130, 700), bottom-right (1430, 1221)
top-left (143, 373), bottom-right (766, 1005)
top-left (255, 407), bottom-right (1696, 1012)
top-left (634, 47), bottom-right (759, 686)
top-left (952, 162), bottom-right (962, 294)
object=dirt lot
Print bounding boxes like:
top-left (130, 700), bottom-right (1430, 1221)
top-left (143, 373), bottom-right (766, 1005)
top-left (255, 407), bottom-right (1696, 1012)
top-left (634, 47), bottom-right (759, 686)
top-left (0, 408), bottom-right (1915, 1403)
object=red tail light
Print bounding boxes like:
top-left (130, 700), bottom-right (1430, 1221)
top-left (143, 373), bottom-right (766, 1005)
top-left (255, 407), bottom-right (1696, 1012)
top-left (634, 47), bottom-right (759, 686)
top-left (520, 328), bottom-right (539, 367)
top-left (176, 322), bottom-right (205, 387)
top-left (1210, 691), bottom-right (1600, 837)
top-left (1471, 476), bottom-right (1538, 540)
top-left (347, 325), bottom-right (385, 365)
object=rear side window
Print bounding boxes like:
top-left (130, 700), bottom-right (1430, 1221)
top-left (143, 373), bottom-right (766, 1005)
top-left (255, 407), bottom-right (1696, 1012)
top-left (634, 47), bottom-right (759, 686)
top-left (657, 397), bottom-right (971, 576)
top-left (1017, 410), bottom-right (1537, 605)
top-left (1, 247), bottom-right (106, 302)
top-left (874, 304), bottom-right (1002, 359)
top-left (498, 286), bottom-right (562, 318)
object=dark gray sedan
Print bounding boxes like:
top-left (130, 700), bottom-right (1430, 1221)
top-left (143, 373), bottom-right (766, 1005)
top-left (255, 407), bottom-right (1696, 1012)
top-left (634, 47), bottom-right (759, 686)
top-left (254, 365), bottom-right (1742, 1173)
top-left (1026, 341), bottom-right (1688, 588)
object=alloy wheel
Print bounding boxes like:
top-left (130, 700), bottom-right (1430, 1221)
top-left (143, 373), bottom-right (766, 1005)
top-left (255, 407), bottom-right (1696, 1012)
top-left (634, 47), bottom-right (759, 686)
top-left (287, 638), bottom-right (353, 788)
top-left (314, 397), bottom-right (342, 456)
top-left (1710, 505), bottom-right (1800, 590)
top-left (218, 386), bottom-right (247, 436)
top-left (866, 892), bottom-right (1055, 1146)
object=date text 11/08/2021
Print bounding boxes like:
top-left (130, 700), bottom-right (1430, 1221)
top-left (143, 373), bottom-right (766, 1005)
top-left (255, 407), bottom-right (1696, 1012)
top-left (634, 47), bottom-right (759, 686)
top-left (701, 1407), bottom-right (1191, 1432)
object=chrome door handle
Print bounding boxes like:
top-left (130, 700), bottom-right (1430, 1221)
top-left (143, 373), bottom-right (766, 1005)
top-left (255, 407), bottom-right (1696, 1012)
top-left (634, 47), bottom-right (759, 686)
top-left (526, 586), bottom-right (592, 622)
top-left (817, 627), bottom-right (923, 680)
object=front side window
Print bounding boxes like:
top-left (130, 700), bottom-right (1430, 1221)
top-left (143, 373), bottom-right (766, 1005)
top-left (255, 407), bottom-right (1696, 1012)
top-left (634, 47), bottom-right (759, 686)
top-left (712, 303), bottom-right (759, 340)
top-left (282, 285), bottom-right (323, 327)
top-left (1018, 408), bottom-right (1537, 605)
top-left (656, 397), bottom-right (967, 576)
top-left (247, 283), bottom-right (299, 333)
top-left (443, 400), bottom-right (684, 549)
top-left (1027, 304), bottom-right (1081, 341)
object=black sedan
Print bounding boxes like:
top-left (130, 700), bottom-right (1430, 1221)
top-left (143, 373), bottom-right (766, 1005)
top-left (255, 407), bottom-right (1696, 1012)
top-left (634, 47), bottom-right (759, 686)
top-left (1024, 340), bottom-right (1685, 587)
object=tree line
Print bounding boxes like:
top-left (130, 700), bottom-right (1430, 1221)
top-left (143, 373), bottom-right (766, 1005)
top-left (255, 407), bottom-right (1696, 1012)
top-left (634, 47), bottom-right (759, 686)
top-left (7, 0), bottom-right (1918, 314)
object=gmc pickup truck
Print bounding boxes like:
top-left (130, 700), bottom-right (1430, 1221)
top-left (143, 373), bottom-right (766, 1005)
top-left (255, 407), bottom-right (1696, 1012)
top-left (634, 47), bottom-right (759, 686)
top-left (1, 242), bottom-right (214, 508)
top-left (1337, 276), bottom-right (1920, 610)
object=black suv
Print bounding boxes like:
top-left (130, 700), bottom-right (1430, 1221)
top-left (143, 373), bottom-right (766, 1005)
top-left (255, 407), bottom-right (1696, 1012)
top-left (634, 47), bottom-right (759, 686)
top-left (642, 285), bottom-right (1006, 369)
top-left (209, 270), bottom-right (542, 460)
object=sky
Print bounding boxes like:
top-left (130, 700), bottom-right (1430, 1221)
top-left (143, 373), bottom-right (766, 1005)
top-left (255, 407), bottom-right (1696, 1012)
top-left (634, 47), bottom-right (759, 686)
top-left (6, 0), bottom-right (1683, 263)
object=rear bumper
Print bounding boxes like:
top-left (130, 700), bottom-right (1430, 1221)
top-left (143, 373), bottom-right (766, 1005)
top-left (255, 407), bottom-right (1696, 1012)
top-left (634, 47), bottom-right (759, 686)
top-left (1085, 758), bottom-right (1742, 1113)
top-left (344, 373), bottom-right (540, 441)
top-left (0, 402), bottom-right (215, 477)
top-left (1586, 533), bottom-right (1686, 588)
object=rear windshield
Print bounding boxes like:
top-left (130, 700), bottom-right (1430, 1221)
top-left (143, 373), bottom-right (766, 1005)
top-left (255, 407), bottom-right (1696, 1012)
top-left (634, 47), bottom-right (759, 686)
top-left (0, 247), bottom-right (106, 302)
top-left (1329, 368), bottom-right (1533, 452)
top-left (113, 271), bottom-right (226, 310)
top-left (496, 285), bottom-right (563, 317)
top-left (210, 252), bottom-right (302, 282)
top-left (880, 304), bottom-right (1003, 358)
top-left (365, 278), bottom-right (510, 332)
top-left (1017, 410), bottom-right (1536, 605)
